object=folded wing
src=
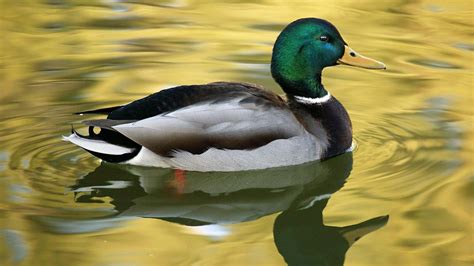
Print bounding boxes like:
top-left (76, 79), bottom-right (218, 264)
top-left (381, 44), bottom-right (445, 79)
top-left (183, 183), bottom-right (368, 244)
top-left (66, 82), bottom-right (319, 169)
top-left (112, 96), bottom-right (305, 156)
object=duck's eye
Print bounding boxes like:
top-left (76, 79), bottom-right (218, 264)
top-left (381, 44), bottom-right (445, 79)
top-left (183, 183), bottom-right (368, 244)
top-left (319, 35), bottom-right (330, 42)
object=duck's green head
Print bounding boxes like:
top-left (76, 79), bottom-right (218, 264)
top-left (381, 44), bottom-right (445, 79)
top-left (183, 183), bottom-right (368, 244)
top-left (271, 18), bottom-right (385, 98)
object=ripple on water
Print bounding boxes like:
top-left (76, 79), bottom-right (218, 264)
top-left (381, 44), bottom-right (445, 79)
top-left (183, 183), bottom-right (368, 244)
top-left (216, 51), bottom-right (270, 65)
top-left (124, 0), bottom-right (188, 9)
top-left (83, 15), bottom-right (192, 30)
top-left (452, 43), bottom-right (474, 51)
top-left (352, 96), bottom-right (463, 201)
top-left (0, 108), bottom-right (103, 219)
top-left (408, 59), bottom-right (461, 69)
top-left (40, 22), bottom-right (67, 31)
top-left (2, 229), bottom-right (28, 263)
top-left (248, 23), bottom-right (286, 32)
top-left (120, 38), bottom-right (202, 53)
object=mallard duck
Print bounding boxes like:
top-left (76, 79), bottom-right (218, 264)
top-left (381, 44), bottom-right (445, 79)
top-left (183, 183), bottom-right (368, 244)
top-left (64, 18), bottom-right (385, 171)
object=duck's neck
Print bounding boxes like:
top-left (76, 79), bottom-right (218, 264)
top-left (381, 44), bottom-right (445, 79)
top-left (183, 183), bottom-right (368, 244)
top-left (280, 74), bottom-right (328, 98)
top-left (301, 74), bottom-right (327, 98)
top-left (285, 73), bottom-right (332, 105)
top-left (287, 91), bottom-right (353, 158)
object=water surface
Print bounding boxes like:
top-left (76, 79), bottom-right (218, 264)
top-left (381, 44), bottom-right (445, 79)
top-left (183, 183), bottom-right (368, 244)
top-left (1, 0), bottom-right (473, 265)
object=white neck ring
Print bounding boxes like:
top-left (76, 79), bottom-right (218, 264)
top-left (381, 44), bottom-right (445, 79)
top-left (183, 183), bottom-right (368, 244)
top-left (293, 92), bottom-right (332, 104)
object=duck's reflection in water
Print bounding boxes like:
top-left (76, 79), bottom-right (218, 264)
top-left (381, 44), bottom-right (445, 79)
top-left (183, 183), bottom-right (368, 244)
top-left (72, 152), bottom-right (388, 265)
top-left (274, 195), bottom-right (388, 265)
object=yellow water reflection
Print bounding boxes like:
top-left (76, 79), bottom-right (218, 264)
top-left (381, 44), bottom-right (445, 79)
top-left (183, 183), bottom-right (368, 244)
top-left (0, 0), bottom-right (472, 265)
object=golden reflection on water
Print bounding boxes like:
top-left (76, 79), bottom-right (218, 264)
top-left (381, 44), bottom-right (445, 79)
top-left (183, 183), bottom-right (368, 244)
top-left (0, 0), bottom-right (473, 265)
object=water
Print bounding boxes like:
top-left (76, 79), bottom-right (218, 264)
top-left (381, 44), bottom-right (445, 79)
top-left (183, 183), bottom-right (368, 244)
top-left (0, 0), bottom-right (472, 265)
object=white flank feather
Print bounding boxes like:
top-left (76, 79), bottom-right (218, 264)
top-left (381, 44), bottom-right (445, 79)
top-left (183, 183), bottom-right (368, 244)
top-left (123, 147), bottom-right (171, 168)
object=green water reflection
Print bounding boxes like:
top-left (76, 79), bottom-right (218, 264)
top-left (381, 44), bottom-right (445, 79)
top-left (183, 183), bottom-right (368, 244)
top-left (65, 153), bottom-right (388, 265)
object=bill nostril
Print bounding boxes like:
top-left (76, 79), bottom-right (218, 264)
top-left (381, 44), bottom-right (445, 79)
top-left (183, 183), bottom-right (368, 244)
top-left (350, 52), bottom-right (356, 57)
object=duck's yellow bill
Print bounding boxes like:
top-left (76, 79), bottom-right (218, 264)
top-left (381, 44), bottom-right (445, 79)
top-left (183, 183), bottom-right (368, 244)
top-left (337, 45), bottom-right (386, 70)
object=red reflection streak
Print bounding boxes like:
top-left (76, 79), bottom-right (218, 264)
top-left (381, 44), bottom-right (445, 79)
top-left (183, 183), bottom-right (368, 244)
top-left (174, 169), bottom-right (186, 195)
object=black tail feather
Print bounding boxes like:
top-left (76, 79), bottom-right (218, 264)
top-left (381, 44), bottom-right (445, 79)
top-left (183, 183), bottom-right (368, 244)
top-left (69, 123), bottom-right (142, 163)
top-left (74, 106), bottom-right (123, 115)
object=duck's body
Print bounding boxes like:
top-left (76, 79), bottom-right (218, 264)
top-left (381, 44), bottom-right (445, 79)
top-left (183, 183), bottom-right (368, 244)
top-left (66, 82), bottom-right (350, 171)
top-left (64, 18), bottom-right (384, 171)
